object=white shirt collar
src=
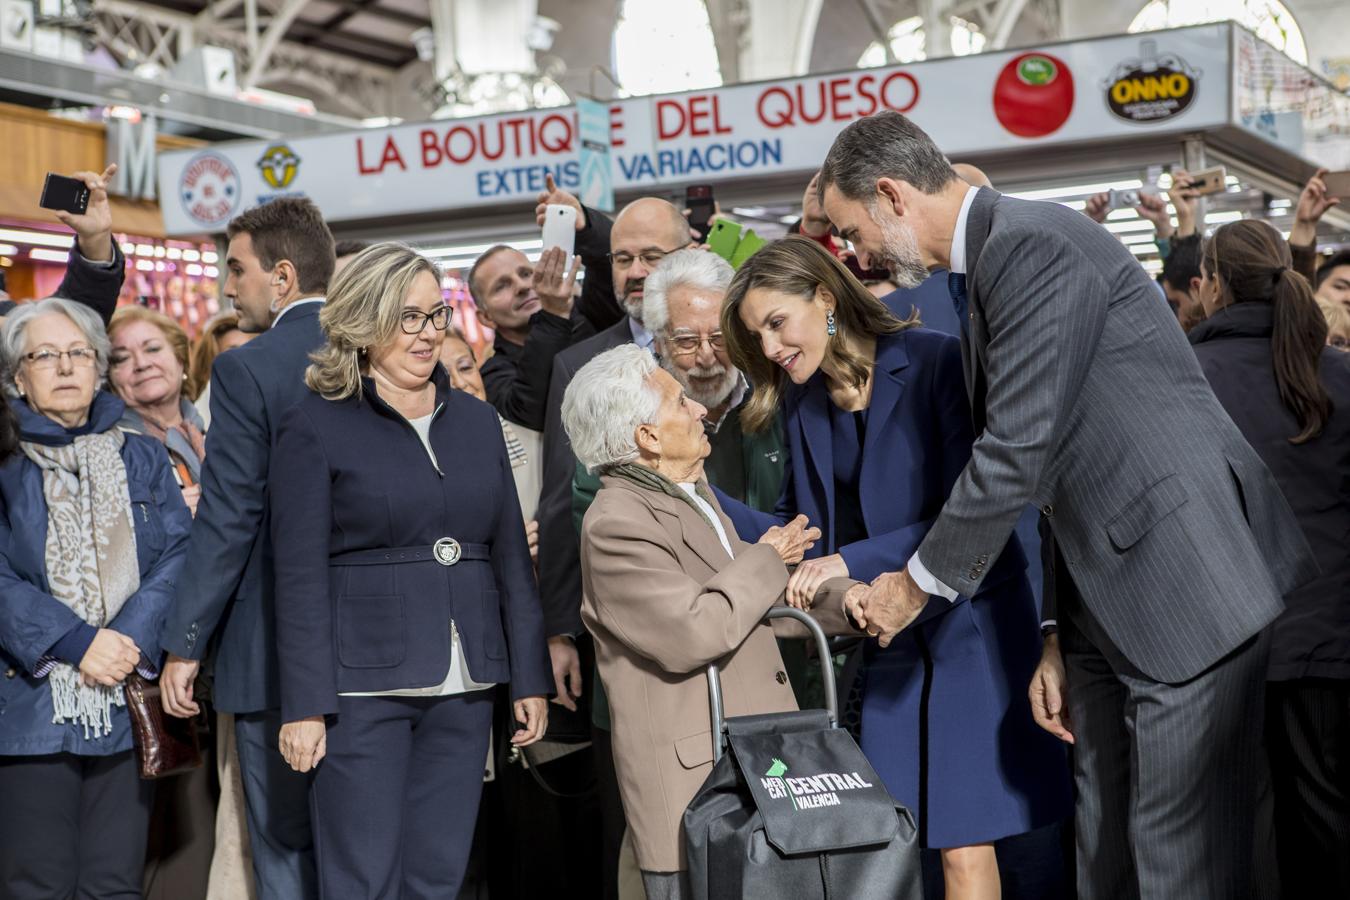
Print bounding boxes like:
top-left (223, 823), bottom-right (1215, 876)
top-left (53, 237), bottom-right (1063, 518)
top-left (629, 316), bottom-right (654, 350)
top-left (948, 186), bottom-right (980, 276)
top-left (271, 296), bottom-right (325, 329)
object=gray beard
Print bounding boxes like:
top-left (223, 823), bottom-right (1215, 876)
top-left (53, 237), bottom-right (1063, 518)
top-left (662, 357), bottom-right (739, 410)
top-left (875, 214), bottom-right (930, 289)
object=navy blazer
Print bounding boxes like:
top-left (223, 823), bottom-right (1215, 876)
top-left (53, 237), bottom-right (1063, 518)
top-left (881, 276), bottom-right (1044, 610)
top-left (720, 327), bottom-right (1026, 596)
top-left (0, 393), bottom-right (191, 755)
top-left (161, 301), bottom-right (326, 714)
top-left (269, 367), bottom-right (552, 723)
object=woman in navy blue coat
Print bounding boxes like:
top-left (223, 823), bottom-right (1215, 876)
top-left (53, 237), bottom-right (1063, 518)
top-left (269, 244), bottom-right (552, 899)
top-left (718, 237), bottom-right (1070, 896)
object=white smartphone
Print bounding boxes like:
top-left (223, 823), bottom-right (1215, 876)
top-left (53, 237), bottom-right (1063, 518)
top-left (541, 204), bottom-right (577, 257)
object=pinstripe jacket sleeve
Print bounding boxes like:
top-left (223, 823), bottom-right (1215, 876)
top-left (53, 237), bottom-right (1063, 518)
top-left (916, 225), bottom-right (1108, 598)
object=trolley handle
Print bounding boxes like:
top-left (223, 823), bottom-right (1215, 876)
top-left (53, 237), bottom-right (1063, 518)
top-left (707, 606), bottom-right (838, 763)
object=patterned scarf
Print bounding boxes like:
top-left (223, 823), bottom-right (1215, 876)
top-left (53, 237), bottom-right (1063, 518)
top-left (498, 415), bottom-right (528, 468)
top-left (20, 429), bottom-right (140, 738)
top-left (608, 462), bottom-right (717, 531)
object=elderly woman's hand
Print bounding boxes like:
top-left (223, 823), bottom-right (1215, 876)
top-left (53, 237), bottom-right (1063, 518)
top-left (524, 519), bottom-right (540, 566)
top-left (786, 553), bottom-right (849, 610)
top-left (757, 515), bottom-right (821, 567)
top-left (279, 716), bottom-right (327, 773)
top-left (510, 696), bottom-right (549, 748)
top-left (78, 628), bottom-right (141, 687)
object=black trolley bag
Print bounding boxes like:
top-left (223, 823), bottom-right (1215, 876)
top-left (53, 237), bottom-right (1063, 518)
top-left (683, 606), bottom-right (922, 900)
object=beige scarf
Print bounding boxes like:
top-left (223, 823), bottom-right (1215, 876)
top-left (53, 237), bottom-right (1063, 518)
top-left (21, 429), bottom-right (140, 738)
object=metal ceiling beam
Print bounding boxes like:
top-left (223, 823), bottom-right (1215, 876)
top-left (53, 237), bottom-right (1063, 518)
top-left (986, 0), bottom-right (1029, 48)
top-left (284, 20), bottom-right (415, 63)
top-left (242, 0), bottom-right (308, 87)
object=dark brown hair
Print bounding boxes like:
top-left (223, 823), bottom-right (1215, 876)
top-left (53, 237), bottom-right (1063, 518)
top-left (722, 236), bottom-right (916, 432)
top-left (226, 197), bottom-right (335, 295)
top-left (1203, 219), bottom-right (1331, 443)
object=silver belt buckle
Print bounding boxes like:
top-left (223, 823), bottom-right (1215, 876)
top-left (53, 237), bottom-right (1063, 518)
top-left (433, 537), bottom-right (462, 567)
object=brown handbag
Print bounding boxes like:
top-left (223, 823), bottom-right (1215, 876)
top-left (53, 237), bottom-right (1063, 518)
top-left (124, 672), bottom-right (203, 779)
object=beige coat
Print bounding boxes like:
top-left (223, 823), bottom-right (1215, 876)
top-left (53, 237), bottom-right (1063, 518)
top-left (579, 475), bottom-right (855, 872)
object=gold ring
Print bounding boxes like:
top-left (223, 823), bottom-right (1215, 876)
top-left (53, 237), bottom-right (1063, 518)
top-left (867, 629), bottom-right (880, 638)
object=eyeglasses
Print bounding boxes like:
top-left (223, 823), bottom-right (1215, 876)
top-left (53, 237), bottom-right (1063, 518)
top-left (400, 305), bottom-right (453, 335)
top-left (607, 243), bottom-right (692, 270)
top-left (667, 332), bottom-right (726, 357)
top-left (23, 347), bottom-right (97, 370)
top-left (1331, 335), bottom-right (1349, 352)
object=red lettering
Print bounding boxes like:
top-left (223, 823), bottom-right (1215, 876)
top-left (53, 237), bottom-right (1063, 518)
top-left (609, 104), bottom-right (626, 148)
top-left (420, 130), bottom-right (442, 168)
top-left (379, 136), bottom-right (406, 172)
top-left (479, 121), bottom-right (505, 161)
top-left (880, 71), bottom-right (919, 113)
top-left (756, 86), bottom-right (794, 129)
top-left (795, 82), bottom-right (827, 125)
top-left (356, 136), bottom-right (378, 175)
top-left (445, 126), bottom-right (475, 164)
top-left (856, 74), bottom-right (879, 117)
top-left (828, 77), bottom-right (853, 121)
top-left (710, 95), bottom-right (732, 135)
top-left (688, 95), bottom-right (714, 137)
top-left (657, 100), bottom-right (686, 141)
top-left (539, 114), bottom-right (572, 153)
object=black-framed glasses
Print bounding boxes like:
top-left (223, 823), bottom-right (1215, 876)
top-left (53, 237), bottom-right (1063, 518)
top-left (667, 332), bottom-right (726, 357)
top-left (23, 346), bottom-right (98, 370)
top-left (607, 243), bottom-right (692, 270)
top-left (400, 305), bottom-right (452, 335)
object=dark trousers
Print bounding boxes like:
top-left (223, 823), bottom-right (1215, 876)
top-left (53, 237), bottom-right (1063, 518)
top-left (235, 707), bottom-right (317, 899)
top-left (1060, 584), bottom-right (1269, 900)
top-left (1267, 678), bottom-right (1350, 896)
top-left (0, 751), bottom-right (152, 900)
top-left (312, 691), bottom-right (493, 900)
top-left (144, 725), bottom-right (217, 900)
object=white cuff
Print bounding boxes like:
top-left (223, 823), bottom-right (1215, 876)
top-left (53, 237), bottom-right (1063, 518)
top-left (906, 553), bottom-right (960, 602)
top-left (1040, 619), bottom-right (1058, 630)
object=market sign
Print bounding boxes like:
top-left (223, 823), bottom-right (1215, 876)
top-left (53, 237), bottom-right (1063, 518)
top-left (157, 24), bottom-right (1234, 236)
top-left (1105, 39), bottom-right (1201, 123)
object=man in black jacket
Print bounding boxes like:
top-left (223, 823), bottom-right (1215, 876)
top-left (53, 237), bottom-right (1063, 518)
top-left (470, 244), bottom-right (592, 431)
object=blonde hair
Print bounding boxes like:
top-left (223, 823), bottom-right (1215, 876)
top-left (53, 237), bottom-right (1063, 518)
top-left (1319, 300), bottom-right (1349, 341)
top-left (188, 311), bottom-right (244, 400)
top-left (108, 305), bottom-right (197, 399)
top-left (306, 243), bottom-right (443, 400)
top-left (722, 236), bottom-right (917, 432)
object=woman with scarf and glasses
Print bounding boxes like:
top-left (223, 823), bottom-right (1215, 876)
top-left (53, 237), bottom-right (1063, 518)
top-left (0, 297), bottom-right (191, 898)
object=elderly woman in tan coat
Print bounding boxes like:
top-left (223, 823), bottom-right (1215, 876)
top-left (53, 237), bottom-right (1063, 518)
top-left (563, 343), bottom-right (858, 900)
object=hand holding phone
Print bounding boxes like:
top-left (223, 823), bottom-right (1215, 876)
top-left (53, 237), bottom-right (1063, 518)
top-left (1180, 166), bottom-right (1226, 196)
top-left (43, 164), bottom-right (118, 263)
top-left (41, 174), bottom-right (90, 215)
top-left (685, 185), bottom-right (716, 243)
top-left (541, 204), bottom-right (578, 258)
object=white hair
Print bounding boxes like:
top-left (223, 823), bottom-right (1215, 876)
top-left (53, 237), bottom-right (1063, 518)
top-left (562, 344), bottom-right (662, 474)
top-left (1, 297), bottom-right (110, 397)
top-left (641, 249), bottom-right (734, 338)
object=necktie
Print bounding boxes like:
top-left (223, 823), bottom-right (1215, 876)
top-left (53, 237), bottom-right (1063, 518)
top-left (947, 271), bottom-right (970, 337)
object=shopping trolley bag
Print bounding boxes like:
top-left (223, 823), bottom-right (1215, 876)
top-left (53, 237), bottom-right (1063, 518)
top-left (683, 607), bottom-right (921, 900)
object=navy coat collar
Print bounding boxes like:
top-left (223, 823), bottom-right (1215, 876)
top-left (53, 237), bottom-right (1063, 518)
top-left (357, 361), bottom-right (454, 421)
top-left (14, 390), bottom-right (125, 447)
top-left (792, 331), bottom-right (912, 549)
top-left (1188, 301), bottom-right (1274, 345)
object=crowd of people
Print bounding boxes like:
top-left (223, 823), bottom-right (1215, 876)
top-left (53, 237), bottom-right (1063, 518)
top-left (0, 108), bottom-right (1346, 900)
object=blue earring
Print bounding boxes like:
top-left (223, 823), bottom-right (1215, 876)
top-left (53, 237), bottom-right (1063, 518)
top-left (826, 310), bottom-right (837, 336)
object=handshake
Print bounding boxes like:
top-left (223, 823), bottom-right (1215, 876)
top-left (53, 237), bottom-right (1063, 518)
top-left (756, 515), bottom-right (930, 647)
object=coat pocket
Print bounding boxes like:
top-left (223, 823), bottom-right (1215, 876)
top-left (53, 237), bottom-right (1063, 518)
top-left (1104, 474), bottom-right (1189, 551)
top-left (337, 595), bottom-right (407, 669)
top-left (675, 729), bottom-right (715, 769)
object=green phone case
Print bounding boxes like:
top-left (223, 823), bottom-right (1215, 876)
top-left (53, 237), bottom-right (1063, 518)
top-left (730, 229), bottom-right (768, 268)
top-left (707, 218), bottom-right (742, 262)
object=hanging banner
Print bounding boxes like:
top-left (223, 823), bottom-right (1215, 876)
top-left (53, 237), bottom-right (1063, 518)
top-left (576, 96), bottom-right (615, 212)
top-left (158, 24), bottom-right (1239, 235)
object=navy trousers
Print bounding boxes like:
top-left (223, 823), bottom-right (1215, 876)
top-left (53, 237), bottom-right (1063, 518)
top-left (312, 690), bottom-right (494, 900)
top-left (236, 708), bottom-right (318, 899)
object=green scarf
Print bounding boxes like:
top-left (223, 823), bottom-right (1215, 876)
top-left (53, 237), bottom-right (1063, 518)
top-left (608, 463), bottom-right (718, 531)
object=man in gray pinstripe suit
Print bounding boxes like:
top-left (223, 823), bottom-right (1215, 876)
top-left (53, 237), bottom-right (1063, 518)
top-left (816, 111), bottom-right (1316, 898)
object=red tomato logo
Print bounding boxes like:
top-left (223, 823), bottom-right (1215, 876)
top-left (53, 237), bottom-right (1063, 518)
top-left (993, 52), bottom-right (1075, 138)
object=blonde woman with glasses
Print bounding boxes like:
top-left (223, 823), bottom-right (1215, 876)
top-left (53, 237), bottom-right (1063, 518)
top-left (269, 243), bottom-right (552, 897)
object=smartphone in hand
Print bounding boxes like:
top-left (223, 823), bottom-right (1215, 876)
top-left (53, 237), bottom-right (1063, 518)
top-left (685, 184), bottom-right (715, 242)
top-left (541, 204), bottom-right (577, 257)
top-left (40, 173), bottom-right (90, 215)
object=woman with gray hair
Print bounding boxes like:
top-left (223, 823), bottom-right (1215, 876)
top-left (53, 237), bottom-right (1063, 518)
top-left (564, 343), bottom-right (852, 899)
top-left (0, 297), bottom-right (191, 898)
top-left (268, 242), bottom-right (552, 896)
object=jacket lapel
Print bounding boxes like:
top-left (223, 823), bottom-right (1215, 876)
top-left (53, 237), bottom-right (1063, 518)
top-left (647, 488), bottom-right (734, 571)
top-left (961, 187), bottom-right (999, 425)
top-left (796, 379), bottom-right (836, 550)
top-left (861, 335), bottom-right (909, 500)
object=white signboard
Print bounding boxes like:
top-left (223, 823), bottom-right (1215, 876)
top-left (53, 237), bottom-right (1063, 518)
top-left (157, 24), bottom-right (1234, 236)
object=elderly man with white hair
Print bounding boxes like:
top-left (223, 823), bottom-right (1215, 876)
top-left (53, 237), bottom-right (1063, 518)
top-left (563, 343), bottom-right (857, 900)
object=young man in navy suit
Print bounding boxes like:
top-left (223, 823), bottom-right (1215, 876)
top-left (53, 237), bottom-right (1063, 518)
top-left (159, 197), bottom-right (335, 900)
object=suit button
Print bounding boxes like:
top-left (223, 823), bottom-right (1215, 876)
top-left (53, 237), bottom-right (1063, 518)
top-left (969, 569), bottom-right (979, 579)
top-left (775, 671), bottom-right (787, 685)
top-left (1041, 505), bottom-right (1053, 517)
top-left (4, 668), bottom-right (14, 679)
